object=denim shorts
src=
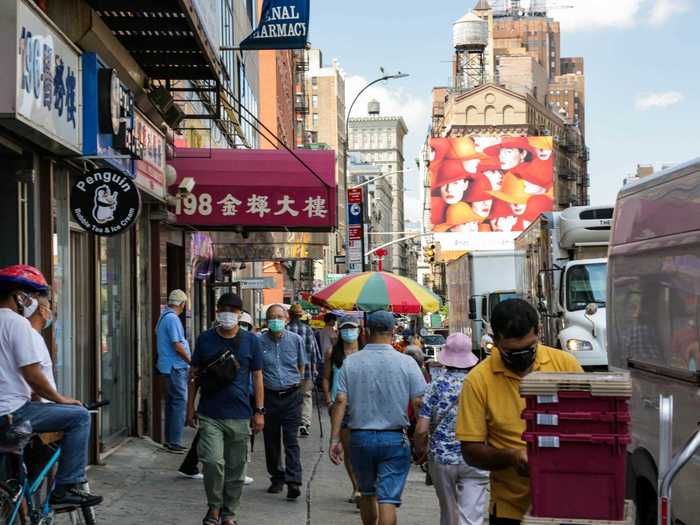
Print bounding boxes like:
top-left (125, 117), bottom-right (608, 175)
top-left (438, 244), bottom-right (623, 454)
top-left (349, 430), bottom-right (411, 506)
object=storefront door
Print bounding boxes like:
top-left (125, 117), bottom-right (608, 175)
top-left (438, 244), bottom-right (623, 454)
top-left (99, 233), bottom-right (134, 448)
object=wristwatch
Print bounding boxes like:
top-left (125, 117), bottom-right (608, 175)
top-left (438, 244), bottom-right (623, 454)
top-left (254, 407), bottom-right (266, 416)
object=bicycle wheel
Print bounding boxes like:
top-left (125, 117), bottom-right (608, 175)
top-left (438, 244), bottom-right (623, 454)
top-left (0, 484), bottom-right (15, 522)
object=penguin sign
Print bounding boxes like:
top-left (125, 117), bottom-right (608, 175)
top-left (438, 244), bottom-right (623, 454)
top-left (71, 168), bottom-right (141, 236)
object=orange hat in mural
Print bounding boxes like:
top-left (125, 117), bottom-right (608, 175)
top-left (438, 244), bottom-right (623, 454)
top-left (428, 138), bottom-right (455, 166)
top-left (475, 157), bottom-right (502, 174)
top-left (432, 159), bottom-right (472, 189)
top-left (484, 136), bottom-right (537, 157)
top-left (446, 137), bottom-right (488, 161)
top-left (488, 172), bottom-right (531, 205)
top-left (464, 174), bottom-right (493, 202)
top-left (528, 136), bottom-right (553, 150)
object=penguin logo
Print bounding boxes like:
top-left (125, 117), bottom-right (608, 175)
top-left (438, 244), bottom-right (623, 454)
top-left (93, 185), bottom-right (118, 224)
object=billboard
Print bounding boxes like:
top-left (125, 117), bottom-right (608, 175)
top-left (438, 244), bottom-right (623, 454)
top-left (428, 136), bottom-right (554, 259)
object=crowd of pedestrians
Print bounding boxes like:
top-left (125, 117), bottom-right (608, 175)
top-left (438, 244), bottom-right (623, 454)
top-left (0, 267), bottom-right (587, 525)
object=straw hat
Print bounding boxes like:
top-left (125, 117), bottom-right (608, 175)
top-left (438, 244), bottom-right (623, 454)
top-left (436, 333), bottom-right (479, 369)
top-left (488, 172), bottom-right (532, 205)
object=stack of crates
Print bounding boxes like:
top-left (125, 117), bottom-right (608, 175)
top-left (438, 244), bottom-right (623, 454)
top-left (520, 372), bottom-right (632, 522)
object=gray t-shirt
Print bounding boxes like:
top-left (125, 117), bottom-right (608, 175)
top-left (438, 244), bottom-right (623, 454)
top-left (337, 343), bottom-right (427, 430)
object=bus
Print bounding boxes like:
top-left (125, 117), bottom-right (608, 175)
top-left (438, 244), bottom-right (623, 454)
top-left (608, 158), bottom-right (700, 525)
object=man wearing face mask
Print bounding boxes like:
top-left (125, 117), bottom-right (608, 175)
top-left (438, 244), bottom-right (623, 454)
top-left (258, 304), bottom-right (307, 500)
top-left (28, 295), bottom-right (57, 402)
top-left (187, 293), bottom-right (264, 525)
top-left (0, 265), bottom-right (102, 509)
top-left (456, 299), bottom-right (582, 524)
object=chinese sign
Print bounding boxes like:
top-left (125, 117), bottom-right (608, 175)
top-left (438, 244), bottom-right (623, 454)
top-left (134, 110), bottom-right (166, 200)
top-left (71, 168), bottom-right (141, 236)
top-left (1, 0), bottom-right (82, 153)
top-left (347, 187), bottom-right (365, 274)
top-left (240, 0), bottom-right (310, 50)
top-left (170, 148), bottom-right (337, 231)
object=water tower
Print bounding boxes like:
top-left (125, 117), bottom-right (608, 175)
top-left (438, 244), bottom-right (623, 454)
top-left (368, 99), bottom-right (380, 116)
top-left (453, 12), bottom-right (489, 91)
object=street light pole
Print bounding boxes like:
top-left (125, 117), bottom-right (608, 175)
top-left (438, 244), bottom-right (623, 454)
top-left (350, 168), bottom-right (415, 189)
top-left (343, 72), bottom-right (409, 272)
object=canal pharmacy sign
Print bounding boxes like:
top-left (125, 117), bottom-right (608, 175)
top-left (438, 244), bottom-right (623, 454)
top-left (240, 0), bottom-right (310, 50)
top-left (71, 169), bottom-right (141, 236)
top-left (0, 0), bottom-right (82, 153)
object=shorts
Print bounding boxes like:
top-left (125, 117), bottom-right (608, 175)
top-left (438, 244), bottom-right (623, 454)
top-left (349, 430), bottom-right (411, 506)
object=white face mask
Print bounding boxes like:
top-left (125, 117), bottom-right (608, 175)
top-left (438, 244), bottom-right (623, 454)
top-left (216, 312), bottom-right (239, 330)
top-left (18, 293), bottom-right (38, 319)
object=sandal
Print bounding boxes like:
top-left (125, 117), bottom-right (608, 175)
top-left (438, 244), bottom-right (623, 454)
top-left (203, 512), bottom-right (220, 525)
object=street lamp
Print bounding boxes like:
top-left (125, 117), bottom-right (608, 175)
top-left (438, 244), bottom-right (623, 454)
top-left (350, 168), bottom-right (415, 189)
top-left (342, 71), bottom-right (410, 272)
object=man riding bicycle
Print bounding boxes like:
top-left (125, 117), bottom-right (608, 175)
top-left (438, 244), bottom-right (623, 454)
top-left (0, 265), bottom-right (102, 509)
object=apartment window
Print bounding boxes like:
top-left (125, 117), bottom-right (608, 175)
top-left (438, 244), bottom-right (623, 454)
top-left (312, 113), bottom-right (319, 127)
top-left (312, 95), bottom-right (318, 108)
top-left (312, 77), bottom-right (318, 87)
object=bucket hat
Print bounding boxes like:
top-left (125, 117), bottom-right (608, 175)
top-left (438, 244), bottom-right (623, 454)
top-left (437, 333), bottom-right (479, 369)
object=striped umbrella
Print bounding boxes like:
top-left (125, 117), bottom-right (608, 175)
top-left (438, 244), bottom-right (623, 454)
top-left (310, 272), bottom-right (441, 314)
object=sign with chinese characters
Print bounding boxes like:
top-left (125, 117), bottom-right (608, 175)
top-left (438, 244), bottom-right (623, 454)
top-left (70, 168), bottom-right (141, 236)
top-left (134, 110), bottom-right (166, 200)
top-left (240, 0), bottom-right (310, 50)
top-left (0, 0), bottom-right (82, 153)
top-left (170, 148), bottom-right (337, 231)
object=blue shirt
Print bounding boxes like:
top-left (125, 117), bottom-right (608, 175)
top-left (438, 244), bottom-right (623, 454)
top-left (156, 308), bottom-right (190, 374)
top-left (420, 369), bottom-right (486, 474)
top-left (192, 328), bottom-right (263, 420)
top-left (337, 344), bottom-right (427, 430)
top-left (257, 330), bottom-right (306, 391)
top-left (286, 319), bottom-right (320, 379)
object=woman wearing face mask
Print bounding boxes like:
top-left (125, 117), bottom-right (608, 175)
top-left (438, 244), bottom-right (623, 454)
top-left (322, 316), bottom-right (362, 505)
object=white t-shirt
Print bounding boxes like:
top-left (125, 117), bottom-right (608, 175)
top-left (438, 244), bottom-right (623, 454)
top-left (31, 329), bottom-right (56, 403)
top-left (0, 308), bottom-right (43, 415)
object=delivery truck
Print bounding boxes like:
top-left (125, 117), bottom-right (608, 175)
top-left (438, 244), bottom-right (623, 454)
top-left (446, 251), bottom-right (521, 358)
top-left (515, 205), bottom-right (613, 369)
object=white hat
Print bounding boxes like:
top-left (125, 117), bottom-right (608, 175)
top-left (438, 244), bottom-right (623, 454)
top-left (168, 289), bottom-right (188, 305)
top-left (239, 312), bottom-right (254, 327)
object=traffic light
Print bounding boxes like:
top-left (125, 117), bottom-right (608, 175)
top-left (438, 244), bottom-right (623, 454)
top-left (423, 244), bottom-right (437, 264)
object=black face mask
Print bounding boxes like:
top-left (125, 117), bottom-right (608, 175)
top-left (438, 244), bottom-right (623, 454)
top-left (499, 344), bottom-right (537, 373)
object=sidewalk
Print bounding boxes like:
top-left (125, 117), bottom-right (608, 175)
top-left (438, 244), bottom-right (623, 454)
top-left (88, 413), bottom-right (440, 524)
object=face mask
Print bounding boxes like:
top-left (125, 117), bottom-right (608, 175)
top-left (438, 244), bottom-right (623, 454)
top-left (17, 293), bottom-right (38, 319)
top-left (239, 324), bottom-right (250, 332)
top-left (499, 344), bottom-right (537, 373)
top-left (340, 328), bottom-right (359, 343)
top-left (44, 317), bottom-right (53, 330)
top-left (268, 319), bottom-right (285, 333)
top-left (216, 312), bottom-right (239, 330)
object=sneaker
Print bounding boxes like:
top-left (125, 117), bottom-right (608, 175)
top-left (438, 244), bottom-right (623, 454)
top-left (243, 476), bottom-right (254, 485)
top-left (299, 425), bottom-right (310, 437)
top-left (286, 484), bottom-right (301, 501)
top-left (163, 443), bottom-right (186, 454)
top-left (267, 482), bottom-right (284, 494)
top-left (178, 470), bottom-right (204, 480)
top-left (50, 485), bottom-right (103, 509)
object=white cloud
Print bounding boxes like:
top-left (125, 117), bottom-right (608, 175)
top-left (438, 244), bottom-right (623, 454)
top-left (635, 91), bottom-right (684, 110)
top-left (649, 0), bottom-right (690, 26)
top-left (345, 75), bottom-right (431, 223)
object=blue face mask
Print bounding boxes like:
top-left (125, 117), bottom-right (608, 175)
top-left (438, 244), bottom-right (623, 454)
top-left (268, 319), bottom-right (285, 333)
top-left (340, 328), bottom-right (359, 343)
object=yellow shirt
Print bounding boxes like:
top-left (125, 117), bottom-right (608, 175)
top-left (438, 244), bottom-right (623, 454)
top-left (455, 344), bottom-right (583, 520)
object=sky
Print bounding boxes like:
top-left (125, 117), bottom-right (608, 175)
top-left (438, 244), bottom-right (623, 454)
top-left (308, 0), bottom-right (699, 222)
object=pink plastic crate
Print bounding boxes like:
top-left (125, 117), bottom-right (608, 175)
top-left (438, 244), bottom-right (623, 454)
top-left (524, 432), bottom-right (629, 521)
top-left (524, 391), bottom-right (630, 414)
top-left (522, 409), bottom-right (631, 435)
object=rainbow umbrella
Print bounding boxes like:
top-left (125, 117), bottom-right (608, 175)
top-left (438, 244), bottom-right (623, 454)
top-left (311, 272), bottom-right (441, 314)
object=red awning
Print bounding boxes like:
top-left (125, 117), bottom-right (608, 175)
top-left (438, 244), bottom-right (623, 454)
top-left (170, 148), bottom-right (337, 231)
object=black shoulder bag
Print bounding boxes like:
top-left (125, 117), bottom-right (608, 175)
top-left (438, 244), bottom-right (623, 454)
top-left (197, 331), bottom-right (242, 397)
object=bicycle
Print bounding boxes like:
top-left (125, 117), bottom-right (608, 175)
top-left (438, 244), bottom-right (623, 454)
top-left (0, 401), bottom-right (109, 525)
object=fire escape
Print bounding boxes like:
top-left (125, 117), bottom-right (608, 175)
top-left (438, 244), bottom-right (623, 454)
top-left (293, 49), bottom-right (309, 148)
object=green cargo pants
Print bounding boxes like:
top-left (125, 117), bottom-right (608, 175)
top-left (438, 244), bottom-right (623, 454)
top-left (197, 416), bottom-right (249, 520)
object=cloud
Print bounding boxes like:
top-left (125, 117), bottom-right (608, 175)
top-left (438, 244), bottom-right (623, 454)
top-left (635, 91), bottom-right (684, 110)
top-left (649, 0), bottom-right (690, 26)
top-left (345, 75), bottom-right (431, 223)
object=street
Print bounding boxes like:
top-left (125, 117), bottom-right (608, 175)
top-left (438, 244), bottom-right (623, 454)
top-left (87, 414), bottom-right (441, 524)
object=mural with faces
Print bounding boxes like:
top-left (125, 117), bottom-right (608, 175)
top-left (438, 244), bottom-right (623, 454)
top-left (428, 135), bottom-right (554, 239)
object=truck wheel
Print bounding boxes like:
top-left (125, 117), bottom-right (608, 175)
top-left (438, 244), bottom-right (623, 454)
top-left (634, 477), bottom-right (657, 525)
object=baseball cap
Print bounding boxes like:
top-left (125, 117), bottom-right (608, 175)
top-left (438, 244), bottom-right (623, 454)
top-left (217, 292), bottom-right (243, 310)
top-left (366, 310), bottom-right (396, 332)
top-left (168, 289), bottom-right (188, 305)
top-left (338, 315), bottom-right (360, 329)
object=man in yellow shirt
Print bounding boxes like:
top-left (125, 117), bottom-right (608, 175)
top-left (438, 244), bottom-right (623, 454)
top-left (455, 299), bottom-right (583, 524)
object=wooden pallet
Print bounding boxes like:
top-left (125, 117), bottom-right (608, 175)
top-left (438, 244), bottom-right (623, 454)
top-left (522, 501), bottom-right (636, 525)
top-left (520, 372), bottom-right (632, 397)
